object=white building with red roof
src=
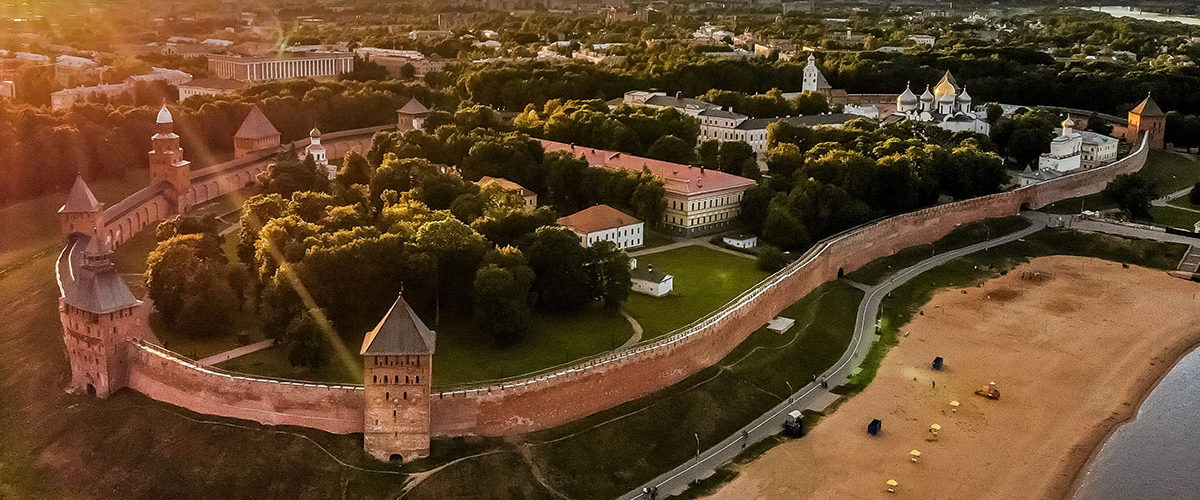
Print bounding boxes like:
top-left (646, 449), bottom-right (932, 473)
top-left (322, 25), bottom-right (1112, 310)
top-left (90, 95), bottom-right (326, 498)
top-left (557, 204), bottom-right (644, 249)
top-left (540, 140), bottom-right (757, 236)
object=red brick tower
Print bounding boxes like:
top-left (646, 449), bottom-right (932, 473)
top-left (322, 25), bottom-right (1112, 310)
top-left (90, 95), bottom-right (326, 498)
top-left (232, 105), bottom-right (281, 158)
top-left (57, 176), bottom-right (105, 240)
top-left (361, 294), bottom-right (435, 462)
top-left (59, 236), bottom-right (147, 397)
top-left (148, 105), bottom-right (193, 210)
top-left (1126, 94), bottom-right (1166, 150)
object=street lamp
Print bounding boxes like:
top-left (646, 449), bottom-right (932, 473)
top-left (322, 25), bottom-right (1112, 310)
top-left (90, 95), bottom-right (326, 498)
top-left (693, 432), bottom-right (701, 485)
top-left (785, 380), bottom-right (793, 403)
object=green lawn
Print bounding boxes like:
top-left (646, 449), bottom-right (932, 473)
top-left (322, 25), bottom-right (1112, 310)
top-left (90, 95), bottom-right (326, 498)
top-left (432, 307), bottom-right (633, 388)
top-left (845, 216), bottom-right (1032, 285)
top-left (527, 281), bottom-right (862, 499)
top-left (1043, 150), bottom-right (1200, 214)
top-left (623, 245), bottom-right (769, 340)
top-left (215, 344), bottom-right (363, 384)
top-left (0, 171), bottom-right (148, 270)
top-left (836, 227), bottom-right (1187, 396)
top-left (1147, 206), bottom-right (1200, 231)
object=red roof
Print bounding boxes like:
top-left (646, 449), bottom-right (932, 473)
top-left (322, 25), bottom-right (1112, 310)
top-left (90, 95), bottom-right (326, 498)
top-left (1130, 95), bottom-right (1164, 117)
top-left (557, 204), bottom-right (641, 234)
top-left (477, 176), bottom-right (536, 197)
top-left (234, 105), bottom-right (280, 139)
top-left (539, 140), bottom-right (756, 197)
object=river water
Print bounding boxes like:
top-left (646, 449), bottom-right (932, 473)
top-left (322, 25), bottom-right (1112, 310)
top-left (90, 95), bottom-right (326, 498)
top-left (1072, 346), bottom-right (1200, 499)
top-left (1089, 6), bottom-right (1200, 26)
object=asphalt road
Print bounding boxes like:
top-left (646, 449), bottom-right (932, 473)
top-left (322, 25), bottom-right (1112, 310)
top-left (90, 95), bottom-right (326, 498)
top-left (619, 212), bottom-right (1048, 500)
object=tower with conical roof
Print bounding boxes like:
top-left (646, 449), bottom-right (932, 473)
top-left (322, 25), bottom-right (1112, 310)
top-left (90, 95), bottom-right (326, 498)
top-left (1126, 93), bottom-right (1166, 150)
top-left (59, 236), bottom-right (147, 397)
top-left (361, 294), bottom-right (435, 462)
top-left (148, 105), bottom-right (192, 209)
top-left (233, 105), bottom-right (281, 158)
top-left (58, 175), bottom-right (105, 239)
top-left (397, 98), bottom-right (431, 131)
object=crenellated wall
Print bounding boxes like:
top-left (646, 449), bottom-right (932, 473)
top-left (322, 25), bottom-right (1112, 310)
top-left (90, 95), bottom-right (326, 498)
top-left (126, 341), bottom-right (364, 433)
top-left (425, 134), bottom-right (1150, 436)
top-left (58, 124), bottom-right (1150, 443)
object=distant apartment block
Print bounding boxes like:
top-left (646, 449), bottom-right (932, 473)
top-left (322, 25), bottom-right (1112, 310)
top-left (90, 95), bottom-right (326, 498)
top-left (207, 52), bottom-right (354, 82)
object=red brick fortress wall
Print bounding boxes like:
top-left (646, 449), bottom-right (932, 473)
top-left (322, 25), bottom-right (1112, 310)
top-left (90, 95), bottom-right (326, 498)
top-left (428, 134), bottom-right (1151, 437)
top-left (125, 341), bottom-right (365, 433)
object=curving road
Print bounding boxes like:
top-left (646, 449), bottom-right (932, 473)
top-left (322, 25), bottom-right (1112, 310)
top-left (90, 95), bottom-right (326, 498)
top-left (618, 212), bottom-right (1048, 500)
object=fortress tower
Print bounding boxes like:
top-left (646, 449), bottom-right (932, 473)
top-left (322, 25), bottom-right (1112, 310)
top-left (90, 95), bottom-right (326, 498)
top-left (57, 176), bottom-right (105, 240)
top-left (396, 98), bottom-right (430, 132)
top-left (1126, 94), bottom-right (1166, 150)
top-left (59, 236), bottom-right (146, 397)
top-left (233, 105), bottom-right (281, 158)
top-left (361, 294), bottom-right (435, 462)
top-left (148, 105), bottom-right (192, 210)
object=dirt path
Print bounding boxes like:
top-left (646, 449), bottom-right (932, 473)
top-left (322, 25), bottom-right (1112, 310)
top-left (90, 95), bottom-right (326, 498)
top-left (709, 256), bottom-right (1200, 500)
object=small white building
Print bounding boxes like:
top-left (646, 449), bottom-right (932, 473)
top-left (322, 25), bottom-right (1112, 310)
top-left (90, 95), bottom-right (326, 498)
top-left (723, 234), bottom-right (758, 249)
top-left (630, 264), bottom-right (673, 297)
top-left (557, 204), bottom-right (643, 249)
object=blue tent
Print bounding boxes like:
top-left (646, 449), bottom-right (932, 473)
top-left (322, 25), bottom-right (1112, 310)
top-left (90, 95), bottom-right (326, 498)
top-left (867, 419), bottom-right (882, 436)
top-left (932, 356), bottom-right (944, 371)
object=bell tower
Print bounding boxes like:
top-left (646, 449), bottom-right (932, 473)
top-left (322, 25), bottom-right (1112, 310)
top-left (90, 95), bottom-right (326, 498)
top-left (148, 105), bottom-right (193, 210)
top-left (361, 294), bottom-right (435, 462)
top-left (60, 236), bottom-right (147, 397)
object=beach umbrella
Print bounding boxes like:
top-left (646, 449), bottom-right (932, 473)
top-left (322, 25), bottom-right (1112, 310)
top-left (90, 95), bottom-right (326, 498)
top-left (910, 449), bottom-right (921, 462)
top-left (886, 479), bottom-right (898, 493)
top-left (930, 423), bottom-right (941, 436)
top-left (950, 400), bottom-right (960, 412)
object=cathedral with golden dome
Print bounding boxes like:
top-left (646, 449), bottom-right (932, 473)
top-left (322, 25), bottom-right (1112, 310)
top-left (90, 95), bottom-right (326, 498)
top-left (893, 71), bottom-right (990, 135)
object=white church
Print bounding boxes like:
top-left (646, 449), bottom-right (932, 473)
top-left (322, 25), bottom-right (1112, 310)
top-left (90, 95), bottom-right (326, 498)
top-left (893, 71), bottom-right (990, 135)
top-left (1019, 116), bottom-right (1119, 187)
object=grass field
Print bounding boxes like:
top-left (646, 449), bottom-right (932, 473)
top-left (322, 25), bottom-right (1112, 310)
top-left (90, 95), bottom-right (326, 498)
top-left (1043, 150), bottom-right (1200, 215)
top-left (0, 171), bottom-right (148, 270)
top-left (526, 281), bottom-right (862, 499)
top-left (1147, 205), bottom-right (1200, 231)
top-left (845, 216), bottom-right (1032, 285)
top-left (623, 245), bottom-right (768, 340)
top-left (432, 307), bottom-right (632, 387)
top-left (836, 228), bottom-right (1187, 396)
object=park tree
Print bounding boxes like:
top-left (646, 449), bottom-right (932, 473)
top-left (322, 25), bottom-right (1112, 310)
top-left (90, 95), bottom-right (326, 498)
top-left (524, 226), bottom-right (593, 311)
top-left (586, 241), bottom-right (632, 310)
top-left (646, 135), bottom-right (697, 164)
top-left (336, 150), bottom-right (373, 190)
top-left (146, 234), bottom-right (237, 336)
top-left (1102, 174), bottom-right (1156, 219)
top-left (473, 265), bottom-right (533, 345)
top-left (756, 244), bottom-right (790, 272)
top-left (258, 152), bottom-right (330, 197)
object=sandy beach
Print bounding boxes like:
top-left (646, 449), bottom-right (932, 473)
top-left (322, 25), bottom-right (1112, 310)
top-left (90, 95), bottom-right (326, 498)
top-left (709, 256), bottom-right (1200, 500)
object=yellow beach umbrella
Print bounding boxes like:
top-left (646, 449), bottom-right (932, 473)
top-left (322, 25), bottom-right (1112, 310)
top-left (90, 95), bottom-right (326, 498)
top-left (886, 479), bottom-right (899, 493)
top-left (910, 449), bottom-right (921, 462)
top-left (950, 400), bottom-right (960, 412)
top-left (930, 423), bottom-right (942, 435)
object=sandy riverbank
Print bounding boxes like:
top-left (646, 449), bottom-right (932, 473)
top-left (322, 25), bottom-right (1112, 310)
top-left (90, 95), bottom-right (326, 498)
top-left (709, 256), bottom-right (1200, 499)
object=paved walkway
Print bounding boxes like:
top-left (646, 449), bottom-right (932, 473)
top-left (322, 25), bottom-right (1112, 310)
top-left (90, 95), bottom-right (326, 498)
top-left (617, 312), bottom-right (644, 350)
top-left (1067, 216), bottom-right (1200, 245)
top-left (619, 212), bottom-right (1048, 500)
top-left (196, 339), bottom-right (275, 366)
top-left (1151, 186), bottom-right (1194, 208)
